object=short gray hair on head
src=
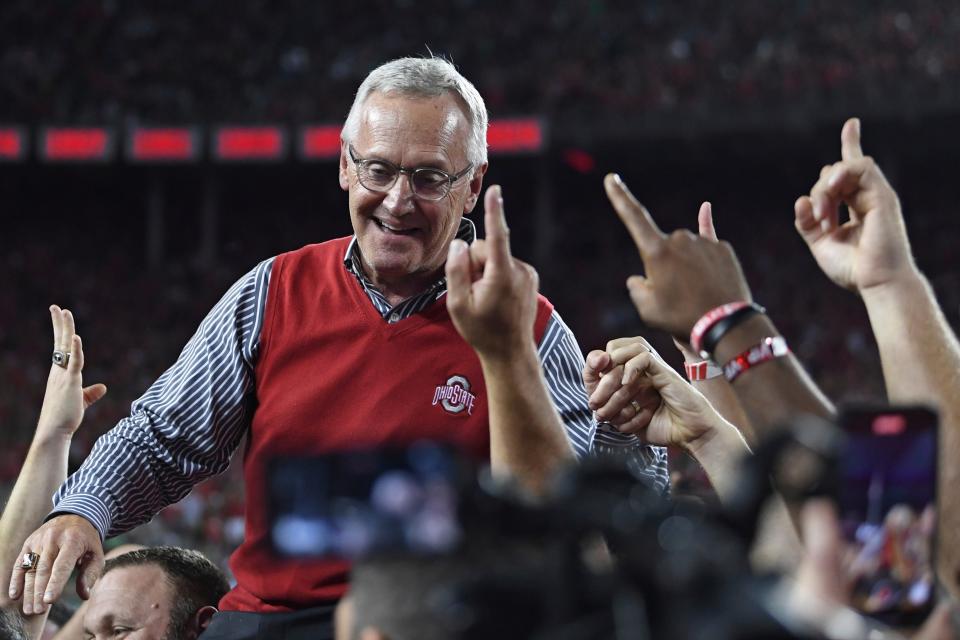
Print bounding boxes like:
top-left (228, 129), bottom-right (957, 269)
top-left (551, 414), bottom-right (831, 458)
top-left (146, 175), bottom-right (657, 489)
top-left (342, 56), bottom-right (489, 167)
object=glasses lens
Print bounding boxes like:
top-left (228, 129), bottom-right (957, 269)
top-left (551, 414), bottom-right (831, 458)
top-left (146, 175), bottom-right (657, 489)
top-left (412, 169), bottom-right (449, 200)
top-left (359, 161), bottom-right (397, 191)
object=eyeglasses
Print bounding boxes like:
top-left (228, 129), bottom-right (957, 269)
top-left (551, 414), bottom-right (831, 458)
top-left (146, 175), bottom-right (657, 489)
top-left (348, 145), bottom-right (473, 201)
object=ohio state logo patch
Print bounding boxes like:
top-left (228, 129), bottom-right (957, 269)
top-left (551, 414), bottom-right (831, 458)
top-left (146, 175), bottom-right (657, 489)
top-left (432, 375), bottom-right (477, 415)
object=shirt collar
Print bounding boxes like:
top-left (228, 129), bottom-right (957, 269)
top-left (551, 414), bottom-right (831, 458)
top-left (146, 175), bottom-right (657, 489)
top-left (343, 217), bottom-right (477, 318)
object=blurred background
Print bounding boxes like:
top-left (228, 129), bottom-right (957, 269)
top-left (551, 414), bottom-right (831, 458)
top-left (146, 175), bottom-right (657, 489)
top-left (1, 0), bottom-right (958, 581)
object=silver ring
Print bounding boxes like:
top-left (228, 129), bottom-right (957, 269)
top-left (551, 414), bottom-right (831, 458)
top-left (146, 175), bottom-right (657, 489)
top-left (630, 400), bottom-right (642, 415)
top-left (20, 552), bottom-right (39, 572)
top-left (52, 350), bottom-right (70, 368)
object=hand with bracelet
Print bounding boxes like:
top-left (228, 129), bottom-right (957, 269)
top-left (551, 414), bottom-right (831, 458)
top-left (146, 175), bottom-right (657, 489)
top-left (603, 173), bottom-right (834, 443)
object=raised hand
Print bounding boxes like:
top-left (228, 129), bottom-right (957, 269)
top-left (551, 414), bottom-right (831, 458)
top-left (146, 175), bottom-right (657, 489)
top-left (37, 305), bottom-right (107, 442)
top-left (793, 118), bottom-right (916, 292)
top-left (603, 174), bottom-right (752, 339)
top-left (446, 185), bottom-right (540, 360)
top-left (7, 306), bottom-right (107, 615)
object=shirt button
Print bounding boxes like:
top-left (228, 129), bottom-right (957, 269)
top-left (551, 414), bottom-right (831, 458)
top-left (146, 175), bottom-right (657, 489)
top-left (389, 313), bottom-right (400, 323)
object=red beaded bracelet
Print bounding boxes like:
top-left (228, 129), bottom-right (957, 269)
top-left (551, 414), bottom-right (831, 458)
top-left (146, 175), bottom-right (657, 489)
top-left (722, 336), bottom-right (790, 383)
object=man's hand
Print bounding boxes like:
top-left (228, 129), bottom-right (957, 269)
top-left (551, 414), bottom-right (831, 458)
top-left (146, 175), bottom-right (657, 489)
top-left (604, 342), bottom-right (728, 450)
top-left (36, 305), bottom-right (107, 443)
top-left (9, 514), bottom-right (104, 614)
top-left (583, 338), bottom-right (662, 434)
top-left (603, 175), bottom-right (752, 339)
top-left (794, 118), bottom-right (917, 292)
top-left (446, 185), bottom-right (539, 361)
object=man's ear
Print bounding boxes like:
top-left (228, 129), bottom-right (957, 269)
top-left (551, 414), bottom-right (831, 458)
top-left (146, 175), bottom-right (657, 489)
top-left (463, 162), bottom-right (489, 214)
top-left (189, 605), bottom-right (218, 638)
top-left (339, 140), bottom-right (351, 191)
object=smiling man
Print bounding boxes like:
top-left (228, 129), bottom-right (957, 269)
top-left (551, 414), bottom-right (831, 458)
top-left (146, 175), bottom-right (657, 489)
top-left (11, 57), bottom-right (667, 639)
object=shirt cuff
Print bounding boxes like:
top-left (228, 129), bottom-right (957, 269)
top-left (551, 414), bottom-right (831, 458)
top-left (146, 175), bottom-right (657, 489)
top-left (47, 493), bottom-right (113, 541)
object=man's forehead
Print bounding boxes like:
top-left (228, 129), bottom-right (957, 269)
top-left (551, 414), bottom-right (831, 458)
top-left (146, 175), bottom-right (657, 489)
top-left (355, 92), bottom-right (469, 154)
top-left (85, 565), bottom-right (170, 626)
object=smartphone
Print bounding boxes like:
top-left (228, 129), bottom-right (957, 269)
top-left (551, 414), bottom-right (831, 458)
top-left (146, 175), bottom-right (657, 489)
top-left (266, 441), bottom-right (467, 560)
top-left (837, 405), bottom-right (937, 626)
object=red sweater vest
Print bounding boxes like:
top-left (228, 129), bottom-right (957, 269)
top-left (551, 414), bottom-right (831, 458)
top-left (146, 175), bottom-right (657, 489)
top-left (220, 238), bottom-right (554, 612)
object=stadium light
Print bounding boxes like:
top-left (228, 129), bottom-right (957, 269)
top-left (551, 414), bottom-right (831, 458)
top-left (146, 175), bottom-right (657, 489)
top-left (299, 125), bottom-right (342, 160)
top-left (214, 126), bottom-right (287, 162)
top-left (0, 127), bottom-right (26, 161)
top-left (128, 127), bottom-right (199, 163)
top-left (42, 127), bottom-right (114, 162)
top-left (487, 118), bottom-right (544, 154)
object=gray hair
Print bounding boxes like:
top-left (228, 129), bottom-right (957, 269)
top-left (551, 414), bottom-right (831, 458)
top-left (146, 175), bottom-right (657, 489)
top-left (342, 57), bottom-right (489, 167)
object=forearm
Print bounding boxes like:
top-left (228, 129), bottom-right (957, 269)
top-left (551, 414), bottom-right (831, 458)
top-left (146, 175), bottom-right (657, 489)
top-left (861, 269), bottom-right (960, 596)
top-left (687, 373), bottom-right (755, 445)
top-left (686, 419), bottom-right (751, 504)
top-left (0, 435), bottom-right (71, 607)
top-left (713, 314), bottom-right (836, 438)
top-left (480, 347), bottom-right (576, 494)
top-left (0, 435), bottom-right (70, 636)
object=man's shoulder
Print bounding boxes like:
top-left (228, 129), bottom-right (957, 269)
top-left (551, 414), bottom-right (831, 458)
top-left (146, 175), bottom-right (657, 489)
top-left (274, 236), bottom-right (353, 261)
top-left (270, 237), bottom-right (354, 271)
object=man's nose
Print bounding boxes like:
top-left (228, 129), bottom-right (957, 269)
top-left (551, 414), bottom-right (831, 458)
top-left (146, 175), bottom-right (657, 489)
top-left (381, 173), bottom-right (416, 215)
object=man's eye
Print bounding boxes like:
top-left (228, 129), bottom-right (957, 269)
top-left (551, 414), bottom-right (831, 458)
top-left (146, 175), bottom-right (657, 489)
top-left (415, 170), bottom-right (446, 186)
top-left (112, 628), bottom-right (131, 637)
top-left (365, 162), bottom-right (395, 179)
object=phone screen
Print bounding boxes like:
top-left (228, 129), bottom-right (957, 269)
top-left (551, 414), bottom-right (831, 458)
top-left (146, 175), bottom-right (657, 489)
top-left (838, 405), bottom-right (937, 625)
top-left (266, 442), bottom-right (466, 560)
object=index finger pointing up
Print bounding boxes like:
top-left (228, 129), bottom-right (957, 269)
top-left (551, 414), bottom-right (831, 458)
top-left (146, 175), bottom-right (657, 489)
top-left (840, 117), bottom-right (863, 161)
top-left (604, 173), bottom-right (665, 257)
top-left (483, 184), bottom-right (512, 268)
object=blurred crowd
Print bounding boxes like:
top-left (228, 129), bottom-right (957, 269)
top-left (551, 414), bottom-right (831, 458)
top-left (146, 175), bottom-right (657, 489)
top-left (1, 0), bottom-right (959, 126)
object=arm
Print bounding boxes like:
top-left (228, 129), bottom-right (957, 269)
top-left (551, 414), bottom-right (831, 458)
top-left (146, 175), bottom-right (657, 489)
top-left (604, 341), bottom-right (750, 503)
top-left (794, 118), bottom-right (960, 598)
top-left (446, 185), bottom-right (575, 494)
top-left (0, 307), bottom-right (106, 636)
top-left (539, 317), bottom-right (670, 494)
top-left (9, 259), bottom-right (272, 614)
top-left (600, 175), bottom-right (834, 443)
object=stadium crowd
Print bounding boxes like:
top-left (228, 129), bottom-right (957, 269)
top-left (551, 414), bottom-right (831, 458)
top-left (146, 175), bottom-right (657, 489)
top-left (1, 0), bottom-right (960, 126)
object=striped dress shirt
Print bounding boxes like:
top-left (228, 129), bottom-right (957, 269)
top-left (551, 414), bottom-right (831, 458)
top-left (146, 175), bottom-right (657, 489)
top-left (54, 219), bottom-right (668, 539)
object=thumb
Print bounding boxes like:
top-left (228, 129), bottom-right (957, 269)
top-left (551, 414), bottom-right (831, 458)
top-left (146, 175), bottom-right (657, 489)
top-left (77, 550), bottom-right (104, 600)
top-left (625, 275), bottom-right (657, 320)
top-left (444, 239), bottom-right (472, 315)
top-left (82, 384), bottom-right (108, 408)
top-left (698, 202), bottom-right (718, 240)
top-left (582, 350), bottom-right (611, 395)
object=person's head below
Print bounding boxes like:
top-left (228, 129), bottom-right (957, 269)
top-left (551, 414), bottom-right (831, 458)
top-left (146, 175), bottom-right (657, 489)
top-left (0, 608), bottom-right (26, 640)
top-left (340, 539), bottom-right (550, 640)
top-left (83, 547), bottom-right (229, 640)
top-left (339, 56), bottom-right (490, 299)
